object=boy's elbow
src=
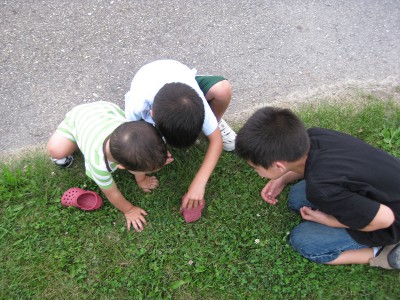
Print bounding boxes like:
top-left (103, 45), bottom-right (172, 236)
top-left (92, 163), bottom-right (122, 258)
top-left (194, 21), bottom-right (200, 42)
top-left (361, 204), bottom-right (395, 232)
top-left (383, 211), bottom-right (395, 228)
top-left (377, 204), bottom-right (395, 229)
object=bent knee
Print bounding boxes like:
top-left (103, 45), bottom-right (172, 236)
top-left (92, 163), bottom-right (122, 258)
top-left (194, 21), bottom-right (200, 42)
top-left (47, 133), bottom-right (76, 158)
top-left (289, 223), bottom-right (340, 264)
top-left (289, 224), bottom-right (312, 256)
top-left (207, 80), bottom-right (233, 102)
top-left (47, 141), bottom-right (63, 158)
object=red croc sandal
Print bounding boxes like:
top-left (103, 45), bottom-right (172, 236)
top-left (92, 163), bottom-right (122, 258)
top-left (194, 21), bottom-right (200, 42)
top-left (180, 194), bottom-right (205, 223)
top-left (61, 187), bottom-right (102, 211)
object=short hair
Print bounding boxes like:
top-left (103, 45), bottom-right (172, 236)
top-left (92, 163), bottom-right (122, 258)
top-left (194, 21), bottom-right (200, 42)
top-left (235, 107), bottom-right (310, 168)
top-left (109, 121), bottom-right (167, 172)
top-left (153, 82), bottom-right (205, 148)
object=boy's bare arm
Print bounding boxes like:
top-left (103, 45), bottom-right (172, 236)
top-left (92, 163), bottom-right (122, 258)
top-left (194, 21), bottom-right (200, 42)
top-left (359, 204), bottom-right (394, 231)
top-left (300, 204), bottom-right (394, 231)
top-left (183, 128), bottom-right (223, 209)
top-left (100, 183), bottom-right (148, 232)
top-left (101, 183), bottom-right (134, 213)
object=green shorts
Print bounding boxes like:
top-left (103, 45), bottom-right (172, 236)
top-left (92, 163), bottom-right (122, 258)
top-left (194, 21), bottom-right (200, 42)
top-left (195, 75), bottom-right (226, 97)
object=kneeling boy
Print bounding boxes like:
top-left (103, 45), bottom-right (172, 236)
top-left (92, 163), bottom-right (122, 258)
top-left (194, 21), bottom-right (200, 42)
top-left (235, 106), bottom-right (400, 269)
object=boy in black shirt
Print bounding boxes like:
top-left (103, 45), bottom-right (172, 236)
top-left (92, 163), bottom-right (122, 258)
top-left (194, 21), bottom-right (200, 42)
top-left (235, 106), bottom-right (400, 269)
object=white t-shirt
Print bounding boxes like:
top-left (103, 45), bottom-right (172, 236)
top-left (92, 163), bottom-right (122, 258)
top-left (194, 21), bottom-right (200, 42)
top-left (124, 60), bottom-right (218, 136)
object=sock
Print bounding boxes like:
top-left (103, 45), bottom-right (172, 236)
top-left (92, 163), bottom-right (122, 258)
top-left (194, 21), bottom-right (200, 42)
top-left (51, 157), bottom-right (67, 164)
top-left (373, 246), bottom-right (382, 257)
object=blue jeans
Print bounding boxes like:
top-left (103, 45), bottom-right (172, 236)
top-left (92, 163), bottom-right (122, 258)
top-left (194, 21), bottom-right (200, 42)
top-left (288, 180), bottom-right (370, 263)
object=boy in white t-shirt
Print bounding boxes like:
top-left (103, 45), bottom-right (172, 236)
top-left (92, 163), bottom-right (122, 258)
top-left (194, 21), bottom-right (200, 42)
top-left (125, 60), bottom-right (236, 209)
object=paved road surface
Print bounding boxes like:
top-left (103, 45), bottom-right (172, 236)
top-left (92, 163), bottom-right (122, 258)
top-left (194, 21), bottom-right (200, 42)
top-left (1, 0), bottom-right (399, 155)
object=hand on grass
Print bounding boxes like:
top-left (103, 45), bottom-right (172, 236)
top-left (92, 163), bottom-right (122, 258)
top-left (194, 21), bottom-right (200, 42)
top-left (124, 206), bottom-right (148, 232)
top-left (165, 150), bottom-right (174, 165)
top-left (261, 179), bottom-right (285, 205)
top-left (136, 175), bottom-right (159, 192)
top-left (182, 185), bottom-right (205, 209)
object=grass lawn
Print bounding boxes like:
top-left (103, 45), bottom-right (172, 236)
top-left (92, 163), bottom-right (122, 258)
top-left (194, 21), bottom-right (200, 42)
top-left (1, 96), bottom-right (400, 299)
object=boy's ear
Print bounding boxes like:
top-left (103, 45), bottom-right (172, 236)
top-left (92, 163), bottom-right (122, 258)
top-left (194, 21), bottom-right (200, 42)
top-left (116, 164), bottom-right (125, 170)
top-left (150, 110), bottom-right (153, 118)
top-left (274, 161), bottom-right (288, 173)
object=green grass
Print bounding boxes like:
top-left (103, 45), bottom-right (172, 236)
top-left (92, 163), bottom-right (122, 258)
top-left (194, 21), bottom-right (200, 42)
top-left (1, 96), bottom-right (400, 299)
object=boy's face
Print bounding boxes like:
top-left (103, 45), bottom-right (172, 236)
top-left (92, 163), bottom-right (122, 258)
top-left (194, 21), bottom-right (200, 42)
top-left (247, 161), bottom-right (283, 180)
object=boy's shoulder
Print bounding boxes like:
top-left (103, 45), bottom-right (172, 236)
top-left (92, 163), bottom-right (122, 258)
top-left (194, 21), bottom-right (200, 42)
top-left (138, 60), bottom-right (192, 75)
top-left (307, 127), bottom-right (362, 146)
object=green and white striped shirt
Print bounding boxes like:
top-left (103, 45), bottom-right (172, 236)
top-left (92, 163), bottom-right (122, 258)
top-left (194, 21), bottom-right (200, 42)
top-left (57, 101), bottom-right (126, 188)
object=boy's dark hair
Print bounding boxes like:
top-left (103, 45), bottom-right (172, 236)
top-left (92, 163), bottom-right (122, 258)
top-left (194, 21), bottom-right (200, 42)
top-left (109, 121), bottom-right (167, 172)
top-left (152, 82), bottom-right (205, 148)
top-left (235, 107), bottom-right (310, 168)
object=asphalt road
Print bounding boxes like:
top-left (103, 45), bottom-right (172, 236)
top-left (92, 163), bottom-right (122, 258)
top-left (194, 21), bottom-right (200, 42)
top-left (1, 0), bottom-right (399, 155)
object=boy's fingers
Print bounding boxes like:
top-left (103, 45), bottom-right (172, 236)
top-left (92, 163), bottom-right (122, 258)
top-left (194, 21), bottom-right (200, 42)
top-left (261, 189), bottom-right (271, 201)
top-left (132, 220), bottom-right (143, 232)
top-left (261, 191), bottom-right (267, 201)
top-left (265, 198), bottom-right (277, 205)
top-left (182, 195), bottom-right (189, 208)
top-left (187, 200), bottom-right (194, 209)
top-left (165, 157), bottom-right (174, 165)
top-left (300, 207), bottom-right (311, 220)
top-left (151, 180), bottom-right (159, 188)
top-left (136, 221), bottom-right (143, 232)
top-left (139, 216), bottom-right (147, 225)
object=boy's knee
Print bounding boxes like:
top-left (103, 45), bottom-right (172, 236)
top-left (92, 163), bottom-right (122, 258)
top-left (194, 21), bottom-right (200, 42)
top-left (289, 223), bottom-right (309, 253)
top-left (47, 141), bottom-right (62, 158)
top-left (220, 80), bottom-right (233, 98)
top-left (289, 223), bottom-right (338, 264)
top-left (47, 132), bottom-right (76, 159)
top-left (289, 225), bottom-right (321, 262)
top-left (208, 80), bottom-right (232, 102)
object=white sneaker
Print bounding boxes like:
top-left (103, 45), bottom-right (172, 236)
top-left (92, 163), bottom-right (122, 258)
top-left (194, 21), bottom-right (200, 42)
top-left (218, 119), bottom-right (236, 151)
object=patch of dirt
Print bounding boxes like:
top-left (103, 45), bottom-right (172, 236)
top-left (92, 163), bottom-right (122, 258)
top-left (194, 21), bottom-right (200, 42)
top-left (226, 76), bottom-right (400, 126)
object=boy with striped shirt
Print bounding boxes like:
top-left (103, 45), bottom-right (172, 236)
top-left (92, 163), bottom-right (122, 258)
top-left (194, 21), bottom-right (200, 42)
top-left (48, 101), bottom-right (167, 232)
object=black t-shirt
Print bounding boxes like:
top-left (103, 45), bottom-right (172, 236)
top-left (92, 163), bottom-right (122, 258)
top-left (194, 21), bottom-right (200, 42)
top-left (304, 128), bottom-right (400, 246)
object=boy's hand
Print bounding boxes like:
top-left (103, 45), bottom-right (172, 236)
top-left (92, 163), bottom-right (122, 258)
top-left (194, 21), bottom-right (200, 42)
top-left (136, 175), bottom-right (159, 192)
top-left (261, 179), bottom-right (285, 205)
top-left (182, 185), bottom-right (205, 209)
top-left (300, 206), bottom-right (339, 228)
top-left (165, 150), bottom-right (174, 165)
top-left (124, 206), bottom-right (148, 232)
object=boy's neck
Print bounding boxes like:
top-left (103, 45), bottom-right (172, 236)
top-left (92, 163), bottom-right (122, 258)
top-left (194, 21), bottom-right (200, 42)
top-left (290, 155), bottom-right (308, 176)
